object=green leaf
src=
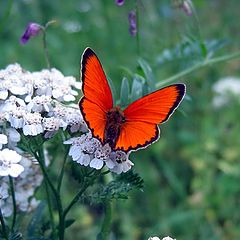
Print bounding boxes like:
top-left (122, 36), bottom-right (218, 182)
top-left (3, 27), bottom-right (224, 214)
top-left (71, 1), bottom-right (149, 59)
top-left (85, 171), bottom-right (144, 204)
top-left (131, 74), bottom-right (145, 102)
top-left (27, 201), bottom-right (46, 238)
top-left (71, 161), bottom-right (98, 184)
top-left (120, 77), bottom-right (130, 108)
top-left (107, 77), bottom-right (117, 105)
top-left (9, 232), bottom-right (23, 240)
top-left (199, 41), bottom-right (208, 58)
top-left (64, 219), bottom-right (76, 229)
top-left (138, 58), bottom-right (155, 90)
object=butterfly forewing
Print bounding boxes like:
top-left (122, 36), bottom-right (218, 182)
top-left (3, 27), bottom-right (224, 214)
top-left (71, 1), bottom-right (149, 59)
top-left (79, 48), bottom-right (113, 142)
top-left (115, 84), bottom-right (186, 152)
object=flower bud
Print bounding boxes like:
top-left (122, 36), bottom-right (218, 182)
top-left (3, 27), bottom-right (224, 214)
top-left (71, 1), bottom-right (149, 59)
top-left (20, 22), bottom-right (42, 44)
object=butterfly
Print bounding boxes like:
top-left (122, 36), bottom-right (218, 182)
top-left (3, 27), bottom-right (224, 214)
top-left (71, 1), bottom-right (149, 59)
top-left (79, 48), bottom-right (186, 153)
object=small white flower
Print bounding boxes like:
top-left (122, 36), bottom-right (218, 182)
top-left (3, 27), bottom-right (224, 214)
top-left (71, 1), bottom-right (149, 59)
top-left (42, 117), bottom-right (64, 138)
top-left (23, 112), bottom-right (43, 136)
top-left (76, 153), bottom-right (91, 166)
top-left (65, 107), bottom-right (86, 133)
top-left (2, 96), bottom-right (26, 112)
top-left (212, 76), bottom-right (240, 108)
top-left (162, 237), bottom-right (176, 240)
top-left (5, 128), bottom-right (21, 148)
top-left (148, 237), bottom-right (160, 240)
top-left (90, 144), bottom-right (111, 170)
top-left (27, 95), bottom-right (53, 112)
top-left (0, 148), bottom-right (24, 177)
top-left (90, 157), bottom-right (104, 169)
top-left (110, 151), bottom-right (134, 174)
top-left (0, 85), bottom-right (8, 100)
top-left (0, 134), bottom-right (8, 149)
top-left (7, 107), bottom-right (26, 129)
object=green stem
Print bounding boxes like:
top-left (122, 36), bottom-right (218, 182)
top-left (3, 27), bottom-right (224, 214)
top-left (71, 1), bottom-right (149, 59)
top-left (99, 201), bottom-right (112, 240)
top-left (63, 182), bottom-right (89, 218)
top-left (42, 30), bottom-right (51, 69)
top-left (43, 177), bottom-right (56, 239)
top-left (57, 147), bottom-right (69, 192)
top-left (0, 207), bottom-right (8, 240)
top-left (156, 51), bottom-right (240, 88)
top-left (32, 147), bottom-right (64, 240)
top-left (9, 177), bottom-right (16, 232)
top-left (63, 171), bottom-right (101, 218)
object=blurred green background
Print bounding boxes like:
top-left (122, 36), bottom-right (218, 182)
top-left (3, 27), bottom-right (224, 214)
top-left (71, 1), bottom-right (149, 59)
top-left (1, 0), bottom-right (240, 239)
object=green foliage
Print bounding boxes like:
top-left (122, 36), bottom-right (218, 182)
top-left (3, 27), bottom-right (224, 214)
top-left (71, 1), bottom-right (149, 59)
top-left (27, 202), bottom-right (48, 238)
top-left (9, 232), bottom-right (23, 240)
top-left (120, 77), bottom-right (130, 108)
top-left (84, 171), bottom-right (144, 204)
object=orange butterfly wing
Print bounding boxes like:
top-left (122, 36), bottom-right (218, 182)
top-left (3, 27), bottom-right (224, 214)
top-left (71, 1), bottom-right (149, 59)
top-left (115, 84), bottom-right (186, 152)
top-left (79, 48), bottom-right (113, 142)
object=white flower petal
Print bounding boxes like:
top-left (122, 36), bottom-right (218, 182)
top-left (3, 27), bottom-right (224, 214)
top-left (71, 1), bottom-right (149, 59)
top-left (0, 90), bottom-right (8, 100)
top-left (9, 164), bottom-right (24, 177)
top-left (105, 159), bottom-right (116, 169)
top-left (63, 94), bottom-right (75, 102)
top-left (0, 134), bottom-right (8, 145)
top-left (90, 158), bottom-right (104, 170)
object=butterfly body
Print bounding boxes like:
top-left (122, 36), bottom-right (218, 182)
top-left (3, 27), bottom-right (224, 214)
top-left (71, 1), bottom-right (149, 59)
top-left (104, 106), bottom-right (126, 148)
top-left (80, 47), bottom-right (186, 153)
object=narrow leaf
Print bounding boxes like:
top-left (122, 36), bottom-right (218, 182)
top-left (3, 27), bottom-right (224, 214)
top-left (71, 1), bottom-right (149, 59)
top-left (120, 77), bottom-right (130, 108)
top-left (138, 58), bottom-right (155, 90)
top-left (131, 74), bottom-right (145, 102)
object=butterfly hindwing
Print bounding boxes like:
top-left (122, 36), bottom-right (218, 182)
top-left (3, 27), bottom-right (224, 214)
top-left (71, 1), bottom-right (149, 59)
top-left (115, 84), bottom-right (186, 152)
top-left (79, 48), bottom-right (113, 143)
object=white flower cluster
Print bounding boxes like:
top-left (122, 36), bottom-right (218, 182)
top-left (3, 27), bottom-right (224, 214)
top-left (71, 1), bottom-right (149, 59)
top-left (0, 63), bottom-right (84, 216)
top-left (0, 153), bottom-right (43, 217)
top-left (0, 63), bottom-right (86, 137)
top-left (148, 236), bottom-right (176, 240)
top-left (65, 133), bottom-right (134, 174)
top-left (212, 76), bottom-right (240, 108)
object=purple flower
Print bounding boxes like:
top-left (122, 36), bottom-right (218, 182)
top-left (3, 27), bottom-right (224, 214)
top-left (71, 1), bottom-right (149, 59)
top-left (128, 10), bottom-right (137, 36)
top-left (20, 23), bottom-right (42, 44)
top-left (115, 0), bottom-right (125, 6)
top-left (181, 1), bottom-right (192, 16)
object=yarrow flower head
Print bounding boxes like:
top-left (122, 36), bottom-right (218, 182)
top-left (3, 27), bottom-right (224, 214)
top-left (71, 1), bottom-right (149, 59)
top-left (0, 152), bottom-right (44, 217)
top-left (20, 22), bottom-right (42, 44)
top-left (0, 63), bottom-right (84, 137)
top-left (65, 133), bottom-right (134, 174)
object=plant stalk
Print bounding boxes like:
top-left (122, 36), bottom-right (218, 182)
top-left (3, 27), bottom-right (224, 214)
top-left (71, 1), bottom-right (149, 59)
top-left (9, 177), bottom-right (16, 232)
top-left (156, 51), bottom-right (240, 88)
top-left (0, 207), bottom-right (8, 240)
top-left (42, 30), bottom-right (51, 69)
top-left (99, 201), bottom-right (112, 240)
